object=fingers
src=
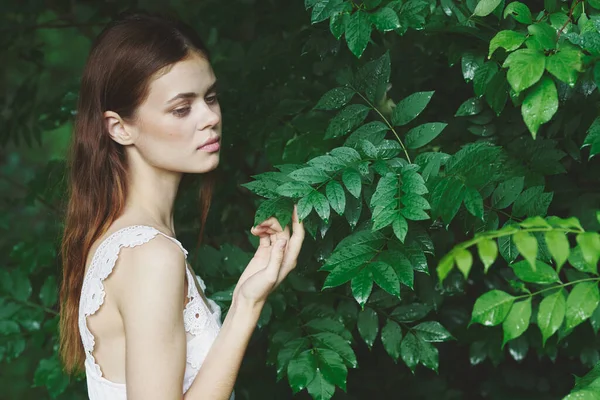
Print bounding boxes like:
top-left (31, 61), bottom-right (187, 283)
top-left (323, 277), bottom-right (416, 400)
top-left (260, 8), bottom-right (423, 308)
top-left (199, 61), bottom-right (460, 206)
top-left (265, 238), bottom-right (288, 285)
top-left (278, 204), bottom-right (306, 280)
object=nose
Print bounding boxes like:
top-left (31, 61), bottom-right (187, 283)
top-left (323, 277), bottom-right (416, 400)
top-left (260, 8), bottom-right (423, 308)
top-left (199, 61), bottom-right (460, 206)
top-left (197, 102), bottom-right (221, 131)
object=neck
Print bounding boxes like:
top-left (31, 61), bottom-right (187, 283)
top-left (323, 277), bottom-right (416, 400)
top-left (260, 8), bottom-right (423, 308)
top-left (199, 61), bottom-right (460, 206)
top-left (122, 152), bottom-right (183, 233)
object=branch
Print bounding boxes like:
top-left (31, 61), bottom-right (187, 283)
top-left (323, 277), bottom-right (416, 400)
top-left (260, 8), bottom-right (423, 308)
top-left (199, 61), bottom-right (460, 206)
top-left (557, 0), bottom-right (583, 40)
top-left (353, 89), bottom-right (412, 164)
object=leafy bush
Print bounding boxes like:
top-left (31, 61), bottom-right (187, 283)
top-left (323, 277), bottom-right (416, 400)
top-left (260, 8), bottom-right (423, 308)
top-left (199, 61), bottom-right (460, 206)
top-left (1, 0), bottom-right (600, 399)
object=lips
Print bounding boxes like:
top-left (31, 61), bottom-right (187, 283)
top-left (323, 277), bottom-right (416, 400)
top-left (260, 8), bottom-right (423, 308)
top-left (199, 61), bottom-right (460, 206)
top-left (198, 137), bottom-right (220, 149)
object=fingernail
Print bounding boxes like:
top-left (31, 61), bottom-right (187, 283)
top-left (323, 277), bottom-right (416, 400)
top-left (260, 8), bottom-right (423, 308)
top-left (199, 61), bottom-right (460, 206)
top-left (278, 239), bottom-right (287, 247)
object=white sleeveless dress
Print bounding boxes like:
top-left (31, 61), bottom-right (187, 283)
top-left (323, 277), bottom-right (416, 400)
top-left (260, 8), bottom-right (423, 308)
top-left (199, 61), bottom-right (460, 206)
top-left (77, 225), bottom-right (235, 399)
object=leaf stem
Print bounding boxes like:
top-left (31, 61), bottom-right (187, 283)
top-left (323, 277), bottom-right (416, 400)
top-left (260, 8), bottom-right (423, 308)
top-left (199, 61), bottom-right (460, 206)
top-left (353, 90), bottom-right (412, 163)
top-left (483, 204), bottom-right (522, 222)
top-left (14, 298), bottom-right (59, 316)
top-left (515, 277), bottom-right (600, 300)
top-left (557, 0), bottom-right (583, 40)
top-left (458, 226), bottom-right (583, 249)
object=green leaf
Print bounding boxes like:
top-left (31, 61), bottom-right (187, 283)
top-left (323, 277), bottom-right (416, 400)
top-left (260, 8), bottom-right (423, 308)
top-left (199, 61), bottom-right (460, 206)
top-left (462, 52), bottom-right (484, 82)
top-left (526, 23), bottom-right (557, 51)
top-left (391, 91), bottom-right (435, 126)
top-left (513, 231), bottom-right (538, 270)
top-left (330, 146), bottom-right (362, 165)
top-left (33, 356), bottom-right (70, 398)
top-left (0, 320), bottom-right (20, 335)
top-left (315, 87), bottom-right (356, 110)
top-left (11, 270), bottom-right (32, 302)
top-left (499, 222), bottom-right (520, 263)
top-left (391, 303), bottom-right (432, 323)
top-left (370, 261), bottom-right (400, 298)
top-left (309, 155), bottom-right (347, 173)
top-left (297, 195), bottom-right (314, 221)
top-left (576, 233), bottom-right (600, 269)
top-left (370, 7), bottom-right (401, 32)
top-left (39, 276), bottom-right (58, 308)
top-left (357, 307), bottom-right (379, 348)
top-left (473, 0), bottom-right (502, 17)
top-left (289, 167), bottom-right (331, 184)
top-left (538, 290), bottom-right (566, 346)
top-left (400, 331), bottom-right (420, 372)
top-left (288, 350), bottom-right (317, 393)
top-left (346, 10), bottom-right (372, 58)
top-left (471, 290), bottom-right (516, 326)
top-left (502, 298), bottom-right (532, 346)
top-left (324, 239), bottom-right (379, 270)
top-left (351, 268), bottom-right (373, 307)
top-left (489, 30), bottom-right (526, 58)
top-left (312, 332), bottom-right (357, 368)
top-left (478, 238), bottom-right (498, 273)
top-left (322, 253), bottom-right (373, 288)
top-left (306, 369), bottom-right (336, 400)
top-left (381, 319), bottom-right (403, 361)
top-left (521, 76), bottom-right (558, 138)
top-left (309, 190), bottom-right (331, 222)
top-left (311, 0), bottom-right (344, 23)
top-left (330, 9), bottom-right (348, 39)
top-left (582, 117), bottom-right (600, 160)
top-left (565, 282), bottom-right (600, 330)
top-left (511, 260), bottom-right (559, 284)
top-left (326, 181), bottom-right (346, 216)
top-left (545, 231), bottom-right (570, 270)
top-left (363, 0), bottom-right (382, 9)
top-left (325, 104), bottom-right (371, 139)
top-left (454, 248), bottom-right (473, 279)
top-left (502, 49), bottom-right (545, 94)
top-left (314, 348), bottom-right (348, 391)
top-left (455, 97), bottom-right (483, 117)
top-left (355, 52), bottom-right (391, 103)
top-left (412, 321), bottom-right (453, 342)
top-left (342, 168), bottom-right (362, 199)
top-left (405, 122), bottom-right (448, 149)
top-left (546, 47), bottom-right (583, 85)
top-left (485, 71), bottom-right (509, 115)
top-left (437, 253), bottom-right (454, 282)
top-left (277, 182), bottom-right (315, 198)
top-left (512, 186), bottom-right (552, 217)
top-left (491, 176), bottom-right (524, 209)
top-left (345, 121), bottom-right (388, 148)
top-left (464, 187), bottom-right (484, 220)
top-left (401, 332), bottom-right (439, 373)
top-left (392, 214), bottom-right (408, 243)
top-left (563, 390), bottom-right (600, 400)
top-left (503, 2), bottom-right (533, 24)
top-left (474, 62), bottom-right (499, 97)
top-left (430, 177), bottom-right (466, 224)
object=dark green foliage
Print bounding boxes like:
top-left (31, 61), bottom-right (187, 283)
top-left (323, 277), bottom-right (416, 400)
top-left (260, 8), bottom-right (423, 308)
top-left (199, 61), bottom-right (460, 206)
top-left (2, 0), bottom-right (600, 399)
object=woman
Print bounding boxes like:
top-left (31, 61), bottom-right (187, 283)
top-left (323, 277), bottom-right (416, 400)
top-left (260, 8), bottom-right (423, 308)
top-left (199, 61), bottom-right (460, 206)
top-left (58, 11), bottom-right (305, 400)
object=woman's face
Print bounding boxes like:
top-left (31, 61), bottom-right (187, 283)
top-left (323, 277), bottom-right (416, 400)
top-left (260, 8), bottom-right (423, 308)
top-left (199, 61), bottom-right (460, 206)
top-left (123, 51), bottom-right (222, 174)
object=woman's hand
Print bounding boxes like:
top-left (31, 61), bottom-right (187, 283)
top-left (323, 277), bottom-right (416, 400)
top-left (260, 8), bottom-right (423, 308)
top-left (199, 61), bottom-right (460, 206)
top-left (232, 204), bottom-right (305, 307)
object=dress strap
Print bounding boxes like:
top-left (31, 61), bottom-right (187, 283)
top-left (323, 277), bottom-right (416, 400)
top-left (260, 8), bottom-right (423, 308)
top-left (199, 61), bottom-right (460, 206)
top-left (78, 225), bottom-right (188, 377)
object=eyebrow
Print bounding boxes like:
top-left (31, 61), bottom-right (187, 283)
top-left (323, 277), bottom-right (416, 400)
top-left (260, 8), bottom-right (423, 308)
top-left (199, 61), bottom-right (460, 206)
top-left (165, 80), bottom-right (219, 104)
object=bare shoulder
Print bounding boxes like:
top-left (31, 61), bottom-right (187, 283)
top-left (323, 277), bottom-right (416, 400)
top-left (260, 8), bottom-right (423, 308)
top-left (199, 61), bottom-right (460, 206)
top-left (112, 233), bottom-right (187, 310)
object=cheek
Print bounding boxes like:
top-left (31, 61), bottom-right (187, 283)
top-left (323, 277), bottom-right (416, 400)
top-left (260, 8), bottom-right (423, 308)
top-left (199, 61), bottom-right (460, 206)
top-left (136, 118), bottom-right (196, 164)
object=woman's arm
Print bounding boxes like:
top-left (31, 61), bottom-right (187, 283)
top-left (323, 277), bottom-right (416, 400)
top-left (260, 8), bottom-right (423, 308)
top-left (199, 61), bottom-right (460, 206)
top-left (185, 205), bottom-right (305, 399)
top-left (116, 235), bottom-right (188, 400)
top-left (183, 300), bottom-right (261, 399)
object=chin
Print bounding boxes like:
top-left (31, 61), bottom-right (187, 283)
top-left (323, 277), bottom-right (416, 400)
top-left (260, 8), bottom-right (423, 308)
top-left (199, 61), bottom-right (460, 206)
top-left (188, 155), bottom-right (220, 174)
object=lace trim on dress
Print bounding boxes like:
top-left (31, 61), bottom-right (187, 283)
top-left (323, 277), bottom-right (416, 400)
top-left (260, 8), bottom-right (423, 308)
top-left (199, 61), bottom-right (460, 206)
top-left (78, 224), bottom-right (203, 378)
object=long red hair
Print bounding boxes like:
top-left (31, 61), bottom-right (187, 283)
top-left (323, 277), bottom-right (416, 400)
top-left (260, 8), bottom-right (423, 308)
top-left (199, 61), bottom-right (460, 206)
top-left (59, 11), bottom-right (215, 374)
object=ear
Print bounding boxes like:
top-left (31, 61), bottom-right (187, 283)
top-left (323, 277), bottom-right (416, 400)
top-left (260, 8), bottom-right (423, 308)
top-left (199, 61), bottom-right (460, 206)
top-left (104, 111), bottom-right (136, 145)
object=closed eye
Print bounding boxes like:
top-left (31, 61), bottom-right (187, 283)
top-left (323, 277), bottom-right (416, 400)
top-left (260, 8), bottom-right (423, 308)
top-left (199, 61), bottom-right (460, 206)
top-left (172, 106), bottom-right (191, 117)
top-left (206, 93), bottom-right (219, 104)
